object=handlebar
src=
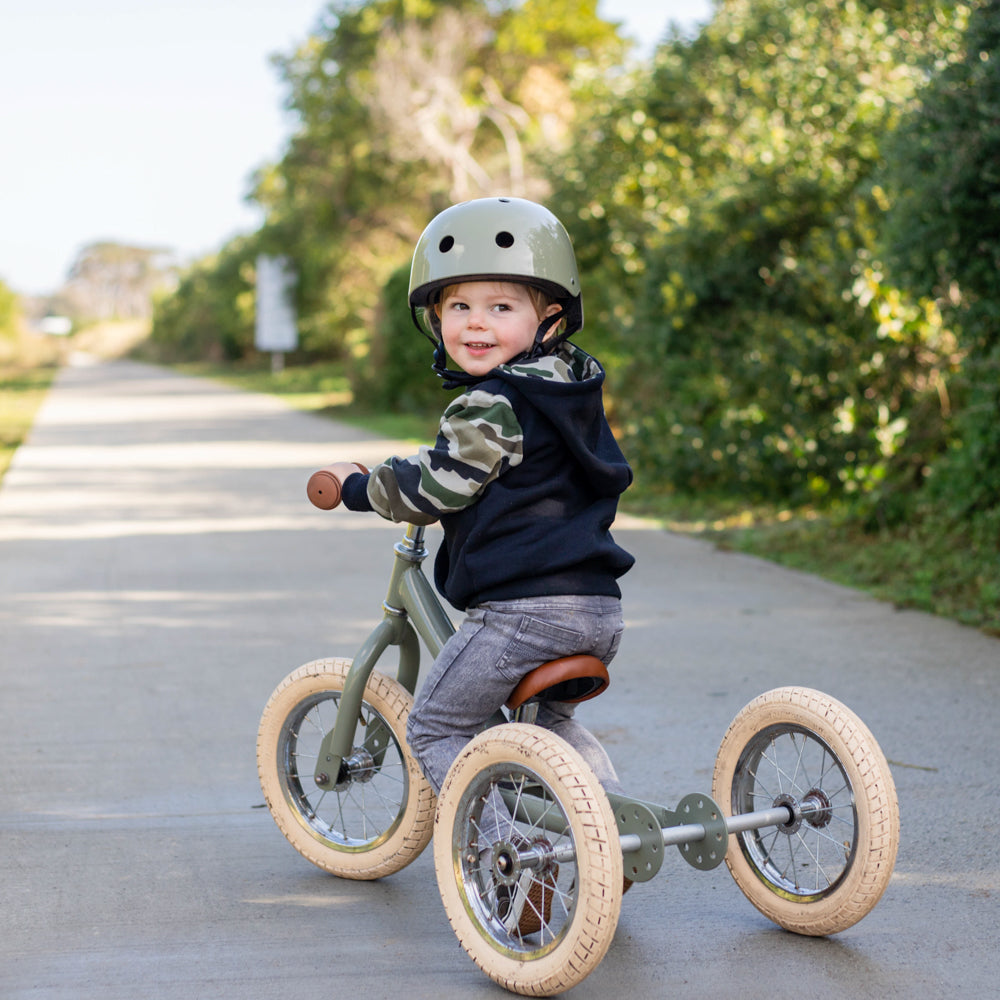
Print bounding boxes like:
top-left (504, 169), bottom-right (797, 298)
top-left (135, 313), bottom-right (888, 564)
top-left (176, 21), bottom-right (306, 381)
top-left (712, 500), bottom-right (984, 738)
top-left (307, 463), bottom-right (369, 510)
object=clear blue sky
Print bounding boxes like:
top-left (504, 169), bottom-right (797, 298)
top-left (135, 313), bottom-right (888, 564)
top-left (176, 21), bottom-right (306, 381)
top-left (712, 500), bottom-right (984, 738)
top-left (0, 0), bottom-right (711, 296)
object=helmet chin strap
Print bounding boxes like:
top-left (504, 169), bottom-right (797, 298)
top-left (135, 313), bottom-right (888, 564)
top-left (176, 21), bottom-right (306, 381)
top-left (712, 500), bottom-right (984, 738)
top-left (525, 307), bottom-right (569, 360)
top-left (431, 341), bottom-right (482, 388)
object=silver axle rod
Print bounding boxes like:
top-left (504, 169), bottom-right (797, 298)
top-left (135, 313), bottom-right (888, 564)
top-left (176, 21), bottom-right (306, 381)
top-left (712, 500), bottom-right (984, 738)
top-left (618, 804), bottom-right (795, 855)
top-left (504, 790), bottom-right (827, 874)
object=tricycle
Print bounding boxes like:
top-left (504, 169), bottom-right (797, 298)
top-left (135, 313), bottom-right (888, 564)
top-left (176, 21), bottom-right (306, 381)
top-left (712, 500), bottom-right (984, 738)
top-left (256, 468), bottom-right (899, 996)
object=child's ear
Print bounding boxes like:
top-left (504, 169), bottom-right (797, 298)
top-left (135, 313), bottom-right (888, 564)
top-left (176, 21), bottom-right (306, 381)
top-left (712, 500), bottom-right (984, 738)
top-left (539, 303), bottom-right (567, 343)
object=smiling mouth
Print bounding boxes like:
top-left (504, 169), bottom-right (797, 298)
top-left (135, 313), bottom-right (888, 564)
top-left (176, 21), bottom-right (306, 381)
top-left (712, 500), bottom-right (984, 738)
top-left (465, 342), bottom-right (495, 350)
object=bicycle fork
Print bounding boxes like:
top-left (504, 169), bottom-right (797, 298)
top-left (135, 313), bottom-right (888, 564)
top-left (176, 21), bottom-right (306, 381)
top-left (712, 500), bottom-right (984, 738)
top-left (312, 525), bottom-right (453, 791)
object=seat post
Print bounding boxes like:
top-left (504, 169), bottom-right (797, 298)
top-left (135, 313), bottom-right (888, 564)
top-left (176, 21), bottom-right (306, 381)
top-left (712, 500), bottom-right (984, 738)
top-left (510, 701), bottom-right (541, 725)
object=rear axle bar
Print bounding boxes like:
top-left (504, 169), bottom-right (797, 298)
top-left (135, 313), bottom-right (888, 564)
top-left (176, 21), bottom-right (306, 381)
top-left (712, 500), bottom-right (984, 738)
top-left (619, 804), bottom-right (795, 855)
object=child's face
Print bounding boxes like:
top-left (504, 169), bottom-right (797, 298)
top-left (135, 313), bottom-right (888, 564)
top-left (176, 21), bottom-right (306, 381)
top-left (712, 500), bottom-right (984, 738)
top-left (438, 281), bottom-right (561, 377)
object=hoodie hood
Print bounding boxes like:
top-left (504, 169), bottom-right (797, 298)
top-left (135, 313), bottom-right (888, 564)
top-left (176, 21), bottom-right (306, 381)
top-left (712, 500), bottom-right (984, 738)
top-left (490, 342), bottom-right (631, 499)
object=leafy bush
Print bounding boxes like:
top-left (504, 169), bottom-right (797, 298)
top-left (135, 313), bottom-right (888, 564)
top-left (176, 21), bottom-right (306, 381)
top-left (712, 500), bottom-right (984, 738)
top-left (351, 265), bottom-right (450, 417)
top-left (554, 0), bottom-right (969, 519)
top-left (150, 238), bottom-right (259, 362)
top-left (881, 0), bottom-right (1000, 520)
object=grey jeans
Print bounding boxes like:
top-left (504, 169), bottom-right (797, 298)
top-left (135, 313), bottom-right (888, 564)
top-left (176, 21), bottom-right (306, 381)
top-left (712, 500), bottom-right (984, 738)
top-left (406, 594), bottom-right (625, 801)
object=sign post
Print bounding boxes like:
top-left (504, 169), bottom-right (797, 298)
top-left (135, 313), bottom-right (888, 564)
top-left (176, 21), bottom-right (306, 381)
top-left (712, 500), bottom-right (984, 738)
top-left (255, 255), bottom-right (298, 373)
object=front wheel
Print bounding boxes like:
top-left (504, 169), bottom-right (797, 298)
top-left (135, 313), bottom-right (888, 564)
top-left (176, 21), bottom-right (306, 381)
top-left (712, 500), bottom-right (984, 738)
top-left (434, 724), bottom-right (623, 997)
top-left (257, 657), bottom-right (435, 879)
top-left (712, 686), bottom-right (899, 936)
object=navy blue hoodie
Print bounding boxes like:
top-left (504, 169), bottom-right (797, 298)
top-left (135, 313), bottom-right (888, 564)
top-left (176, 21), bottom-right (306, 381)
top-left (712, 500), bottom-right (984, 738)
top-left (342, 344), bottom-right (634, 611)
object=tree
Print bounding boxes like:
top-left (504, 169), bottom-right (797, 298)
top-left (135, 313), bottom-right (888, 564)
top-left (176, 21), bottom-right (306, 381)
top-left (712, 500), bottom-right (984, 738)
top-left (0, 278), bottom-right (18, 342)
top-left (248, 0), bottom-right (623, 363)
top-left (881, 0), bottom-right (1000, 519)
top-left (60, 242), bottom-right (177, 322)
top-left (552, 0), bottom-right (967, 511)
top-left (150, 237), bottom-right (257, 361)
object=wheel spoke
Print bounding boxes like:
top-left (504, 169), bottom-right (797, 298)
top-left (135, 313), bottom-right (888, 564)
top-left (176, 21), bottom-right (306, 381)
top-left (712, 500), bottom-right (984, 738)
top-left (454, 763), bottom-right (581, 955)
top-left (735, 723), bottom-right (857, 898)
top-left (713, 688), bottom-right (899, 935)
top-left (280, 691), bottom-right (408, 847)
top-left (790, 731), bottom-right (812, 792)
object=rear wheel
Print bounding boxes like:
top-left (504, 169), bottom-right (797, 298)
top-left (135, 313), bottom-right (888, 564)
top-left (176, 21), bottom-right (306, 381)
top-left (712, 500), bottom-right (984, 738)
top-left (434, 724), bottom-right (622, 996)
top-left (712, 687), bottom-right (899, 935)
top-left (257, 657), bottom-right (435, 879)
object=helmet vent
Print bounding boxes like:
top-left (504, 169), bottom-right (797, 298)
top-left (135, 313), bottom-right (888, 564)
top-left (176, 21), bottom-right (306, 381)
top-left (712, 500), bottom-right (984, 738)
top-left (495, 231), bottom-right (515, 249)
top-left (438, 236), bottom-right (455, 253)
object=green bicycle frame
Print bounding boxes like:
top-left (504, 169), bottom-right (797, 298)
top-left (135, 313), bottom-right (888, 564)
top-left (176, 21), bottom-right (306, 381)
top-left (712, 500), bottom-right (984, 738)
top-left (313, 524), bottom-right (477, 790)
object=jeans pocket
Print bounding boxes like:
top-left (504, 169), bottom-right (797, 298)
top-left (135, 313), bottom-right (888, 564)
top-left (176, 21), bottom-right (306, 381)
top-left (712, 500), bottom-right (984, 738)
top-left (493, 614), bottom-right (587, 682)
top-left (603, 625), bottom-right (624, 665)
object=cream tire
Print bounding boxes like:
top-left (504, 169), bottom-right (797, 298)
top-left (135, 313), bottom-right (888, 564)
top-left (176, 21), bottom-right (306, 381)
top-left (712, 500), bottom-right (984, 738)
top-left (434, 724), bottom-right (623, 996)
top-left (257, 657), bottom-right (435, 879)
top-left (712, 686), bottom-right (899, 935)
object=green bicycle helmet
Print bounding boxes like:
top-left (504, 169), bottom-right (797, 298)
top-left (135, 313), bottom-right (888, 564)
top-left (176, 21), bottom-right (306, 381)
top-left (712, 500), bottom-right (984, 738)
top-left (408, 197), bottom-right (584, 361)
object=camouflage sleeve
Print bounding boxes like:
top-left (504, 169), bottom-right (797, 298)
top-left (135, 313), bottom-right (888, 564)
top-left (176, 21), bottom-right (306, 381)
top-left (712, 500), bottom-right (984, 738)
top-left (365, 388), bottom-right (524, 524)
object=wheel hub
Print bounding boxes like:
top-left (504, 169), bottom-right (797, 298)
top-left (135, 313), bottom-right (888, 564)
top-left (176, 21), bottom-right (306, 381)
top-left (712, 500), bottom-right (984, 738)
top-left (492, 842), bottom-right (522, 886)
top-left (490, 836), bottom-right (556, 884)
top-left (772, 793), bottom-right (803, 834)
top-left (772, 786), bottom-right (835, 835)
top-left (801, 787), bottom-right (833, 828)
top-left (331, 747), bottom-right (377, 791)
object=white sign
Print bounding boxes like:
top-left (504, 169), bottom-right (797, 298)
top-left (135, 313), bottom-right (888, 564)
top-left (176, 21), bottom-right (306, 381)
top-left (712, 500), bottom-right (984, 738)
top-left (40, 315), bottom-right (72, 336)
top-left (255, 255), bottom-right (298, 353)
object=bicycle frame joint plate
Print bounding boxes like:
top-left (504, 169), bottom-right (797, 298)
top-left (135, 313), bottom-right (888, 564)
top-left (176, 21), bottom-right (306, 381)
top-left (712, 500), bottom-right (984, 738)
top-left (675, 793), bottom-right (728, 871)
top-left (615, 800), bottom-right (664, 883)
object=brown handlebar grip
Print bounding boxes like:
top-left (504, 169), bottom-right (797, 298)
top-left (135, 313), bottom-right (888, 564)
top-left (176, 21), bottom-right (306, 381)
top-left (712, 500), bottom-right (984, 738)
top-left (307, 469), bottom-right (343, 509)
top-left (306, 463), bottom-right (370, 510)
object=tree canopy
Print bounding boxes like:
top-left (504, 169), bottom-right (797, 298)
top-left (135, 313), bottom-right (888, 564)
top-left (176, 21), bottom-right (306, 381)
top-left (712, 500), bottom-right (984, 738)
top-left (550, 0), bottom-right (970, 517)
top-left (243, 0), bottom-right (623, 358)
top-left (57, 242), bottom-right (177, 322)
top-left (881, 1), bottom-right (1000, 517)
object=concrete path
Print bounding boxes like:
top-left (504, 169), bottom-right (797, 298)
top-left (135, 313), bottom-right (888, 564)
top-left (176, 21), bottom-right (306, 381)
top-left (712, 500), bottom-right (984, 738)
top-left (1, 356), bottom-right (997, 998)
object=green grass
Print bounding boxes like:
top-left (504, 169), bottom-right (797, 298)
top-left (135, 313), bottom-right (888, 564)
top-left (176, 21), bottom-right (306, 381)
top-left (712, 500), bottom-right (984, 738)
top-left (721, 513), bottom-right (998, 632)
top-left (0, 364), bottom-right (57, 483)
top-left (626, 489), bottom-right (1000, 637)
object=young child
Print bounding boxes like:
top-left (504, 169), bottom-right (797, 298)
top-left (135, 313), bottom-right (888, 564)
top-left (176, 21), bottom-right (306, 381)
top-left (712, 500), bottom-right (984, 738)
top-left (332, 196), bottom-right (634, 918)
